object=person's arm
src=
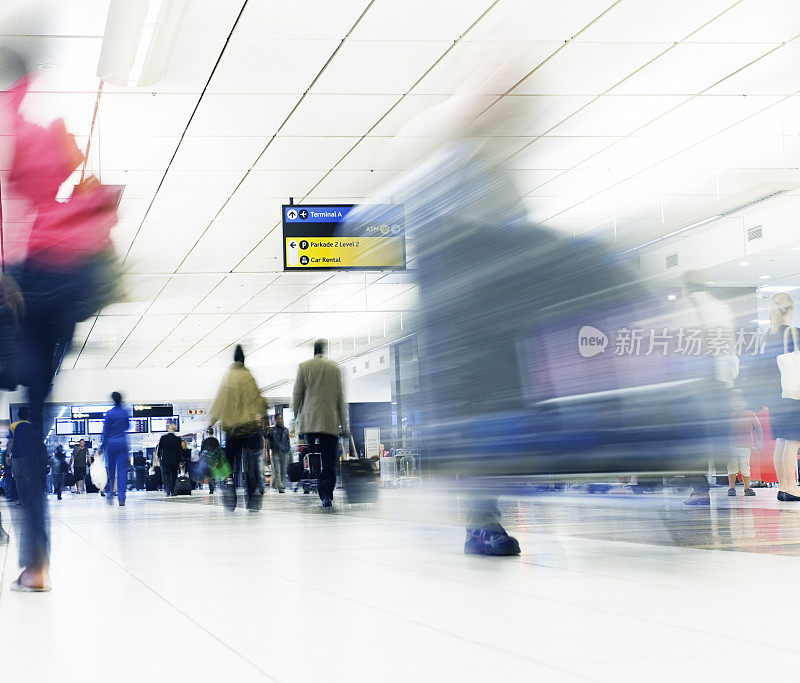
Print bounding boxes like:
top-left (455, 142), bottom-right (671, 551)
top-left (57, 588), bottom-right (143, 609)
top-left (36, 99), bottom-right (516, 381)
top-left (337, 368), bottom-right (350, 437)
top-left (292, 365), bottom-right (305, 419)
top-left (100, 417), bottom-right (109, 455)
top-left (753, 416), bottom-right (764, 451)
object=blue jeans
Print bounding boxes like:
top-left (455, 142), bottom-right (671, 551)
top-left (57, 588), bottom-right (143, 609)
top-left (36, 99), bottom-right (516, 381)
top-left (105, 445), bottom-right (129, 503)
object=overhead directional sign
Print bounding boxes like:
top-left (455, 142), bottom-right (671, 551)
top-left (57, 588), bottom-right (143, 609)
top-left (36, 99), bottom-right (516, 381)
top-left (282, 204), bottom-right (405, 271)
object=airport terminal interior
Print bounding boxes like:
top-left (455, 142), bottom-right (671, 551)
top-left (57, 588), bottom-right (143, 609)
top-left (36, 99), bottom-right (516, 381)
top-left (3, 0), bottom-right (800, 681)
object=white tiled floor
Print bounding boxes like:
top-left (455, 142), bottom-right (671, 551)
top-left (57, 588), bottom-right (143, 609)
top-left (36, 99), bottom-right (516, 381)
top-left (1, 487), bottom-right (797, 682)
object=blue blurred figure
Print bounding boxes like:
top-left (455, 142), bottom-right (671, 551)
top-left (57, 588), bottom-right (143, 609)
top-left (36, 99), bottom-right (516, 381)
top-left (100, 392), bottom-right (130, 507)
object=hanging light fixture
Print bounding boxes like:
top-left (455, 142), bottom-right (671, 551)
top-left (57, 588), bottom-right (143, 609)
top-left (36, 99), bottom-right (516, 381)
top-left (96, 0), bottom-right (192, 88)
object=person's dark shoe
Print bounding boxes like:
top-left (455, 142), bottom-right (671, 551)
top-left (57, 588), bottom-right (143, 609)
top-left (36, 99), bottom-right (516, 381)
top-left (118, 501), bottom-right (125, 507)
top-left (744, 488), bottom-right (756, 496)
top-left (778, 491), bottom-right (787, 501)
top-left (727, 487), bottom-right (736, 496)
top-left (56, 494), bottom-right (61, 500)
top-left (782, 491), bottom-right (800, 501)
top-left (683, 493), bottom-right (710, 506)
top-left (464, 524), bottom-right (521, 556)
top-left (279, 489), bottom-right (285, 493)
top-left (321, 498), bottom-right (332, 508)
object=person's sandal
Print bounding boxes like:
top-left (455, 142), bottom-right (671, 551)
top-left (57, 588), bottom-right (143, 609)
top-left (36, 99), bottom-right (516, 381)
top-left (744, 488), bottom-right (756, 496)
top-left (10, 579), bottom-right (51, 593)
top-left (727, 487), bottom-right (736, 496)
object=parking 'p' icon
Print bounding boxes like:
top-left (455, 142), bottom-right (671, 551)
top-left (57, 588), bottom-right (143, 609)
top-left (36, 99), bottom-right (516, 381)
top-left (299, 240), bottom-right (309, 250)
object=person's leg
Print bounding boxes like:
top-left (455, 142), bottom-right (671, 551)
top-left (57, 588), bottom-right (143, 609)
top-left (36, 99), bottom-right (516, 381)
top-left (114, 448), bottom-right (127, 505)
top-left (727, 451), bottom-right (738, 494)
top-left (464, 494), bottom-right (520, 556)
top-left (12, 454), bottom-right (51, 586)
top-left (277, 452), bottom-right (288, 491)
top-left (783, 440), bottom-right (800, 496)
top-left (318, 434), bottom-right (338, 504)
top-left (773, 438), bottom-right (787, 492)
top-left (104, 454), bottom-right (115, 504)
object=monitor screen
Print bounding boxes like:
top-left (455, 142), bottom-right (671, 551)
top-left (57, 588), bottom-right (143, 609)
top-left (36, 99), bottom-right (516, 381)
top-left (71, 405), bottom-right (113, 419)
top-left (87, 419), bottom-right (105, 435)
top-left (150, 416), bottom-right (180, 432)
top-left (56, 419), bottom-right (85, 436)
top-left (127, 418), bottom-right (149, 434)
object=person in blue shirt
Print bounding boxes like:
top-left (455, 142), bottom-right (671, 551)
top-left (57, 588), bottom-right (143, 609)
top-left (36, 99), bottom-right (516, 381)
top-left (99, 392), bottom-right (130, 507)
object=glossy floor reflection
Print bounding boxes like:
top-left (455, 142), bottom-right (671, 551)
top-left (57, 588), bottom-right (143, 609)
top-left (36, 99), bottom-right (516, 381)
top-left (0, 485), bottom-right (797, 683)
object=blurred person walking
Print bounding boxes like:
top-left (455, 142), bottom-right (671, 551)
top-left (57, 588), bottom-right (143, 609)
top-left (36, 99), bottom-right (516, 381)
top-left (52, 444), bottom-right (66, 500)
top-left (293, 340), bottom-right (349, 508)
top-left (0, 54), bottom-right (121, 590)
top-left (740, 293), bottom-right (800, 501)
top-left (265, 413), bottom-right (291, 494)
top-left (200, 427), bottom-right (220, 494)
top-left (99, 392), bottom-right (130, 506)
top-left (70, 439), bottom-right (89, 494)
top-left (156, 424), bottom-right (182, 497)
top-left (728, 392), bottom-right (762, 496)
top-left (209, 345), bottom-right (267, 510)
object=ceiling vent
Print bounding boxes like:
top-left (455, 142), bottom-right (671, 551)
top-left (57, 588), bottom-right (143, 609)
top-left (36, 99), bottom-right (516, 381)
top-left (746, 225), bottom-right (763, 241)
top-left (666, 253), bottom-right (679, 269)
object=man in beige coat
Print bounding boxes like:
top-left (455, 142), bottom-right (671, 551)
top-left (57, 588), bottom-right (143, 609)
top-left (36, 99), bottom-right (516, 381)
top-left (293, 339), bottom-right (349, 507)
top-left (210, 345), bottom-right (267, 510)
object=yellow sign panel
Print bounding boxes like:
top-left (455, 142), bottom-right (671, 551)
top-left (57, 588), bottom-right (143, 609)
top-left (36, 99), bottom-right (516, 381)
top-left (286, 237), bottom-right (404, 269)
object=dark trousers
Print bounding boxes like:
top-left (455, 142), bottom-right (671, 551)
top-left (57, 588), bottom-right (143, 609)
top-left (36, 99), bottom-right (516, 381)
top-left (225, 432), bottom-right (261, 506)
top-left (162, 461), bottom-right (178, 496)
top-left (134, 467), bottom-right (145, 490)
top-left (105, 445), bottom-right (129, 504)
top-left (306, 433), bottom-right (338, 502)
top-left (12, 456), bottom-right (49, 570)
top-left (53, 463), bottom-right (65, 498)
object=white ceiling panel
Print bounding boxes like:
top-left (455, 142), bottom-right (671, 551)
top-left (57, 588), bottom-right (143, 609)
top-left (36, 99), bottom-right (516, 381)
top-left (98, 170), bottom-right (164, 198)
top-left (687, 0), bottom-right (800, 43)
top-left (414, 41), bottom-right (561, 96)
top-left (638, 95), bottom-right (782, 137)
top-left (528, 169), bottom-right (625, 197)
top-left (549, 95), bottom-right (690, 136)
top-left (145, 196), bottom-right (227, 223)
top-left (203, 221), bottom-right (271, 243)
top-left (255, 137), bottom-right (358, 171)
top-left (233, 0), bottom-right (370, 40)
top-left (180, 0), bottom-right (246, 39)
top-left (465, 0), bottom-right (616, 42)
top-left (612, 43), bottom-right (775, 95)
top-left (96, 136), bottom-right (180, 171)
top-left (97, 94), bottom-right (200, 136)
top-left (209, 40), bottom-right (339, 94)
top-left (136, 220), bottom-right (208, 242)
top-left (171, 136), bottom-right (264, 171)
top-left (514, 42), bottom-right (669, 95)
top-left (158, 169), bottom-right (246, 198)
top-left (280, 94), bottom-right (400, 136)
top-left (186, 93), bottom-right (299, 136)
top-left (15, 92), bottom-right (96, 136)
top-left (125, 245), bottom-right (187, 273)
top-left (0, 0), bottom-right (109, 37)
top-left (369, 94), bottom-right (450, 135)
top-left (312, 41), bottom-right (449, 95)
top-left (215, 195), bottom-right (285, 223)
top-left (350, 0), bottom-right (492, 40)
top-left (477, 95), bottom-right (596, 136)
top-left (235, 170), bottom-right (322, 198)
top-left (708, 44), bottom-right (800, 95)
top-left (576, 0), bottom-right (736, 42)
top-left (577, 136), bottom-right (703, 171)
top-left (11, 36), bottom-right (102, 93)
top-left (508, 136), bottom-right (620, 170)
top-left (310, 169), bottom-right (397, 197)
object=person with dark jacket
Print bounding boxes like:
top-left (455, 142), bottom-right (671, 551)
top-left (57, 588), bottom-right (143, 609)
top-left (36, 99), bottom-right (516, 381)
top-left (156, 424), bottom-right (182, 497)
top-left (133, 452), bottom-right (147, 490)
top-left (99, 392), bottom-right (130, 506)
top-left (265, 414), bottom-right (291, 493)
top-left (52, 445), bottom-right (67, 500)
top-left (293, 340), bottom-right (349, 508)
top-left (70, 439), bottom-right (89, 494)
top-left (200, 427), bottom-right (220, 494)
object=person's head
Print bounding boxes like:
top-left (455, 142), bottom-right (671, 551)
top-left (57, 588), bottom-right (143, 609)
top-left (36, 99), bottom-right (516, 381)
top-left (79, 439), bottom-right (85, 447)
top-left (111, 391), bottom-right (122, 407)
top-left (233, 344), bottom-right (245, 364)
top-left (313, 339), bottom-right (328, 357)
top-left (770, 292), bottom-right (794, 333)
top-left (18, 406), bottom-right (29, 421)
top-left (275, 414), bottom-right (283, 427)
top-left (181, 440), bottom-right (187, 449)
top-left (55, 444), bottom-right (63, 453)
top-left (206, 427), bottom-right (214, 436)
top-left (168, 423), bottom-right (177, 433)
top-left (682, 269), bottom-right (711, 296)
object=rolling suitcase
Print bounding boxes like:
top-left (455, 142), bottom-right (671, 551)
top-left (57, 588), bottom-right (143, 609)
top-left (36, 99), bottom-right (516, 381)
top-left (145, 468), bottom-right (162, 491)
top-left (175, 475), bottom-right (192, 496)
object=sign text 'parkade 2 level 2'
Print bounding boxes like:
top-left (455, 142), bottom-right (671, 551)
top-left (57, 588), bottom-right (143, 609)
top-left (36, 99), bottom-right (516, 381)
top-left (282, 204), bottom-right (405, 271)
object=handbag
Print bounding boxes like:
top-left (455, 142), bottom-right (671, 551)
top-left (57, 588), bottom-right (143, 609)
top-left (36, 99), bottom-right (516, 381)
top-left (89, 455), bottom-right (108, 491)
top-left (777, 327), bottom-right (800, 399)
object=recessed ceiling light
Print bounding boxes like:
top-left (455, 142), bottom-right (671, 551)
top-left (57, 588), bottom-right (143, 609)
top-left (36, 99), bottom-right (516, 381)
top-left (704, 280), bottom-right (715, 285)
top-left (667, 294), bottom-right (677, 301)
top-left (739, 261), bottom-right (750, 266)
top-left (759, 275), bottom-right (771, 280)
top-left (35, 63), bottom-right (57, 70)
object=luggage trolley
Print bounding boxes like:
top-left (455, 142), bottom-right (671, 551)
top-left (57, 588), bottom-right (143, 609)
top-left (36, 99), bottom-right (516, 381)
top-left (290, 441), bottom-right (320, 495)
